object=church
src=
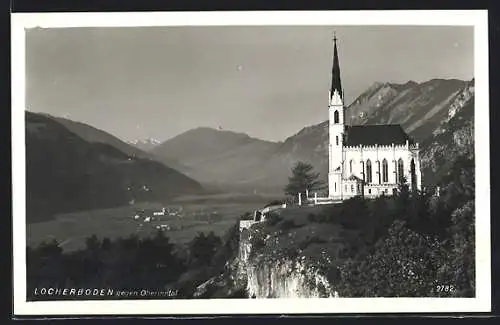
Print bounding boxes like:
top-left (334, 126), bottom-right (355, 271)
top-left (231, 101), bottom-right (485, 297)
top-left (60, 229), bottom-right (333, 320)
top-left (326, 35), bottom-right (422, 201)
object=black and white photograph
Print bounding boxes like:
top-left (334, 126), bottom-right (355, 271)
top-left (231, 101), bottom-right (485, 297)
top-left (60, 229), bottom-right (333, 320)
top-left (12, 10), bottom-right (490, 315)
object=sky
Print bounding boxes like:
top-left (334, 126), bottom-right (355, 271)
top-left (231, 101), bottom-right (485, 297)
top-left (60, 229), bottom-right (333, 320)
top-left (26, 25), bottom-right (474, 142)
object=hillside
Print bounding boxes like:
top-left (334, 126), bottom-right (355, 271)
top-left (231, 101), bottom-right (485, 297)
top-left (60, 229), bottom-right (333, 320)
top-left (47, 115), bottom-right (189, 173)
top-left (152, 127), bottom-right (282, 188)
top-left (420, 94), bottom-right (474, 186)
top-left (25, 112), bottom-right (203, 223)
top-left (347, 78), bottom-right (470, 141)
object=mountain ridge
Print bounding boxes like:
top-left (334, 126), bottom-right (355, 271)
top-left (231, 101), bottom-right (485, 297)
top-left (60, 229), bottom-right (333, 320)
top-left (25, 111), bottom-right (203, 222)
top-left (36, 113), bottom-right (191, 173)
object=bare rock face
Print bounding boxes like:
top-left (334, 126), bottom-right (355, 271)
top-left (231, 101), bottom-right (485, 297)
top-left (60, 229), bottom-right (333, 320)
top-left (236, 219), bottom-right (339, 298)
top-left (245, 258), bottom-right (338, 298)
top-left (419, 82), bottom-right (474, 186)
top-left (447, 81), bottom-right (474, 121)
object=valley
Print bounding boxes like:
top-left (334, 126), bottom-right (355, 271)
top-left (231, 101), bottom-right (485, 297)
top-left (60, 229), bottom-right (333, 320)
top-left (27, 195), bottom-right (276, 252)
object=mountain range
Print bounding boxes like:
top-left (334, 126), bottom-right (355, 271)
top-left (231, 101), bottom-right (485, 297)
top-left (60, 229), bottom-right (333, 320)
top-left (149, 78), bottom-right (475, 192)
top-left (25, 77), bottom-right (474, 220)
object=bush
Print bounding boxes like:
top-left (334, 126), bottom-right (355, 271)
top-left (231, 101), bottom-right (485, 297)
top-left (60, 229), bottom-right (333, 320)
top-left (264, 211), bottom-right (282, 226)
top-left (338, 196), bottom-right (370, 229)
top-left (337, 220), bottom-right (448, 297)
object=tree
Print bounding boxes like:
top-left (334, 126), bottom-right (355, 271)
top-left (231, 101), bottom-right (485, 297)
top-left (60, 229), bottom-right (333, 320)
top-left (284, 161), bottom-right (326, 200)
top-left (437, 200), bottom-right (475, 297)
top-left (337, 220), bottom-right (447, 297)
top-left (188, 231), bottom-right (222, 267)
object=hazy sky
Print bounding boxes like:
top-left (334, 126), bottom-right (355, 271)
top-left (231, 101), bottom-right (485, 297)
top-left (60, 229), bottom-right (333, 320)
top-left (26, 26), bottom-right (473, 142)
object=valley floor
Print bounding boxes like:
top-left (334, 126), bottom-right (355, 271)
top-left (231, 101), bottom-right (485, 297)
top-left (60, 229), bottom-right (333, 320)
top-left (26, 194), bottom-right (278, 252)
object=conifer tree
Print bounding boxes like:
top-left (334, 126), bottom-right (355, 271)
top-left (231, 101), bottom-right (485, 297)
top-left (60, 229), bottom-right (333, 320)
top-left (284, 161), bottom-right (326, 201)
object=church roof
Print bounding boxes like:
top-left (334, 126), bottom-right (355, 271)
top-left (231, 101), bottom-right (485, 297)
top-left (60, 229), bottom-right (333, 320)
top-left (344, 124), bottom-right (414, 147)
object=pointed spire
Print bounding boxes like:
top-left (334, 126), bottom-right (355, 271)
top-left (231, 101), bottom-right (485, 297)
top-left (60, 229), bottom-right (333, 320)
top-left (330, 32), bottom-right (343, 101)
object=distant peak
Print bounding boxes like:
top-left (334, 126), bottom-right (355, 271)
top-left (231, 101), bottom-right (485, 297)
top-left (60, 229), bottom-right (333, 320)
top-left (181, 126), bottom-right (253, 140)
top-left (126, 137), bottom-right (162, 147)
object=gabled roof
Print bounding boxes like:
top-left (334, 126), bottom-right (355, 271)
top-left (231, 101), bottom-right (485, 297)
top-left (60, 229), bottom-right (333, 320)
top-left (344, 124), bottom-right (414, 147)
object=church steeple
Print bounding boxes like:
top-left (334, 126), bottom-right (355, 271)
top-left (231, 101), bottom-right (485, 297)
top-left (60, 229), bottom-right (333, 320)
top-left (330, 32), bottom-right (343, 102)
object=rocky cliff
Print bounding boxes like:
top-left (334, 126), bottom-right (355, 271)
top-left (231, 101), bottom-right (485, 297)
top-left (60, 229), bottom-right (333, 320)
top-left (194, 206), bottom-right (343, 298)
top-left (238, 227), bottom-right (338, 298)
top-left (419, 80), bottom-right (474, 186)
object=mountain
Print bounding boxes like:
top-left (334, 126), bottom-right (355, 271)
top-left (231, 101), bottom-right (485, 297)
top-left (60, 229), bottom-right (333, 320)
top-left (127, 138), bottom-right (162, 152)
top-left (46, 115), bottom-right (189, 173)
top-left (26, 112), bottom-right (203, 223)
top-left (151, 127), bottom-right (282, 188)
top-left (151, 78), bottom-right (474, 192)
top-left (347, 79), bottom-right (469, 141)
top-left (151, 124), bottom-right (330, 193)
top-left (419, 85), bottom-right (474, 186)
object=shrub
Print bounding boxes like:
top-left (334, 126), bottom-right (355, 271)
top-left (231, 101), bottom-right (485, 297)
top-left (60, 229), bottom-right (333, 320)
top-left (337, 220), bottom-right (448, 297)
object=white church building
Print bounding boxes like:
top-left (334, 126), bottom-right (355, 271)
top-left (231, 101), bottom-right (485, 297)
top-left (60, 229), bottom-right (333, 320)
top-left (325, 35), bottom-right (422, 201)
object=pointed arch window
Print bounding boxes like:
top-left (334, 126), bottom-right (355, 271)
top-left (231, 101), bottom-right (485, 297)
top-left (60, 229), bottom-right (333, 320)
top-left (349, 160), bottom-right (353, 174)
top-left (336, 136), bottom-right (339, 146)
top-left (397, 158), bottom-right (405, 184)
top-left (382, 159), bottom-right (388, 183)
top-left (360, 161), bottom-right (365, 182)
top-left (334, 110), bottom-right (339, 124)
top-left (410, 159), bottom-right (417, 191)
top-left (366, 159), bottom-right (372, 183)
